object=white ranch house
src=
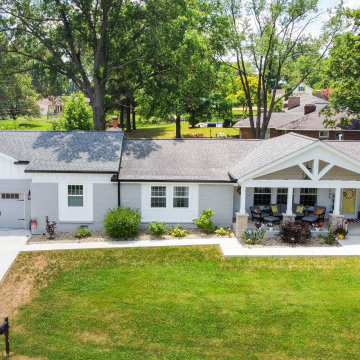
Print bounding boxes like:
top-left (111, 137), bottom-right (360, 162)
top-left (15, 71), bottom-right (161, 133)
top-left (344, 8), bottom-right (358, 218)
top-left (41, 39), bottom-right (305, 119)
top-left (0, 131), bottom-right (359, 236)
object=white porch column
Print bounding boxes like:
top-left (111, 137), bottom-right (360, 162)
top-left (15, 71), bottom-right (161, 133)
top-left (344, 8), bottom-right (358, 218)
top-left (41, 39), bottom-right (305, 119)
top-left (333, 187), bottom-right (341, 216)
top-left (286, 187), bottom-right (294, 215)
top-left (240, 185), bottom-right (247, 215)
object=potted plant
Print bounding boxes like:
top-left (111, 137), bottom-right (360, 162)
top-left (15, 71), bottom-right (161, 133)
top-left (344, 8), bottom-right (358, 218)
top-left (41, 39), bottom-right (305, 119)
top-left (314, 222), bottom-right (323, 232)
top-left (334, 226), bottom-right (348, 240)
top-left (267, 223), bottom-right (274, 232)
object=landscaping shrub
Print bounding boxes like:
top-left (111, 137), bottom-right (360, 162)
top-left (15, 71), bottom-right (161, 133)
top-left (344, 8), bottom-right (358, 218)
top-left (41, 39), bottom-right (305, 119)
top-left (279, 221), bottom-right (311, 244)
top-left (318, 228), bottom-right (337, 245)
top-left (241, 228), bottom-right (266, 245)
top-left (63, 92), bottom-right (93, 130)
top-left (104, 207), bottom-right (141, 239)
top-left (45, 216), bottom-right (56, 239)
top-left (215, 227), bottom-right (231, 236)
top-left (148, 222), bottom-right (167, 236)
top-left (73, 225), bottom-right (92, 239)
top-left (169, 225), bottom-right (189, 238)
top-left (194, 209), bottom-right (216, 233)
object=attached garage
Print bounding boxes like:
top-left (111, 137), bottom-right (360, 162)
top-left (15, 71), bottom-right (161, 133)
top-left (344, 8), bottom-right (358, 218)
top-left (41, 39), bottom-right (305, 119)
top-left (0, 192), bottom-right (25, 229)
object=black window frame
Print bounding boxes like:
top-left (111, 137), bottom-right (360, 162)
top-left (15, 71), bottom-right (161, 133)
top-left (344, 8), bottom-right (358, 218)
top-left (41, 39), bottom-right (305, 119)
top-left (276, 188), bottom-right (288, 205)
top-left (253, 188), bottom-right (271, 206)
top-left (300, 188), bottom-right (317, 206)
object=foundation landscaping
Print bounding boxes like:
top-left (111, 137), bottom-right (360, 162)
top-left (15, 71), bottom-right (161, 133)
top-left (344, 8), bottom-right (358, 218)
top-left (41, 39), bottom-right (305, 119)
top-left (28, 208), bottom-right (235, 244)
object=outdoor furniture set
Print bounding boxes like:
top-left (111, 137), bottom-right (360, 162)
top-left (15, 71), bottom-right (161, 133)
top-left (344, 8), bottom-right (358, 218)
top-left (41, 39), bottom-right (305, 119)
top-left (250, 204), bottom-right (326, 227)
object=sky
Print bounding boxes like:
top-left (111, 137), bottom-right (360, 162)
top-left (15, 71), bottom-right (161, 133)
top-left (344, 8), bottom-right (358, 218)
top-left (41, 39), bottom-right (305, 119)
top-left (308, 0), bottom-right (360, 35)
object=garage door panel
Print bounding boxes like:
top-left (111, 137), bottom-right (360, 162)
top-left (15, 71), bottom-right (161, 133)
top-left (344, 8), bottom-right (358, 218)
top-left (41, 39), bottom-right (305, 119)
top-left (0, 192), bottom-right (25, 229)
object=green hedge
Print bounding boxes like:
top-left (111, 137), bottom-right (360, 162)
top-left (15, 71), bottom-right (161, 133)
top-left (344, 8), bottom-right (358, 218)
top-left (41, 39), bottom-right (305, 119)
top-left (104, 207), bottom-right (141, 240)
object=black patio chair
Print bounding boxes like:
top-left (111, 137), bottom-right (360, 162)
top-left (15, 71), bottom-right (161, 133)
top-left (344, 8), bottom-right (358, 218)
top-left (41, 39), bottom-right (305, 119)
top-left (250, 206), bottom-right (265, 222)
top-left (292, 204), bottom-right (305, 221)
top-left (270, 204), bottom-right (284, 220)
top-left (302, 206), bottom-right (326, 224)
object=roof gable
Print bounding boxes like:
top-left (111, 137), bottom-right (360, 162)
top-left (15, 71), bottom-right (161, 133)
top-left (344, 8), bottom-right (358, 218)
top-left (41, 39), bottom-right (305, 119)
top-left (232, 135), bottom-right (360, 182)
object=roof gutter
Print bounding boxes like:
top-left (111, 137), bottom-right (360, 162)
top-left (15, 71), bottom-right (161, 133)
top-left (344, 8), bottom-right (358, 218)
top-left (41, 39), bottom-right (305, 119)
top-left (24, 170), bottom-right (118, 174)
top-left (116, 179), bottom-right (236, 184)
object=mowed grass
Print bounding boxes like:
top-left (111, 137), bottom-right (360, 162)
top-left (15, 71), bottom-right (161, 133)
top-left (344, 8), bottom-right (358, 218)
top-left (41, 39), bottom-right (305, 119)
top-left (126, 122), bottom-right (240, 138)
top-left (2, 246), bottom-right (360, 359)
top-left (0, 116), bottom-right (56, 130)
top-left (0, 117), bottom-right (241, 138)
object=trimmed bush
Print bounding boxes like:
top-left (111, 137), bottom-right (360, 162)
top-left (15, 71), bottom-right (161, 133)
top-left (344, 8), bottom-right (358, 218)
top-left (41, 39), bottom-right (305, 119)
top-left (194, 209), bottom-right (216, 233)
top-left (215, 227), bottom-right (231, 236)
top-left (148, 222), bottom-right (167, 236)
top-left (104, 207), bottom-right (141, 240)
top-left (73, 225), bottom-right (91, 239)
top-left (169, 225), bottom-right (189, 238)
top-left (279, 221), bottom-right (311, 244)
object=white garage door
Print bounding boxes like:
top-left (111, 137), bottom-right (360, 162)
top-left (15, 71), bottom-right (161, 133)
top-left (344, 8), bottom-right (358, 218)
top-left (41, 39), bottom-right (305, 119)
top-left (0, 192), bottom-right (25, 229)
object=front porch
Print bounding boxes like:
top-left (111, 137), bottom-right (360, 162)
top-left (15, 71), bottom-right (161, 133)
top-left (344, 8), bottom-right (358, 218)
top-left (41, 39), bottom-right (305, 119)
top-left (234, 185), bottom-right (358, 237)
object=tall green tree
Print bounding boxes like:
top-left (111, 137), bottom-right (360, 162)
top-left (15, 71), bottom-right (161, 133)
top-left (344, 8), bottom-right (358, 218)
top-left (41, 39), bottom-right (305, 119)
top-left (322, 9), bottom-right (360, 127)
top-left (0, 48), bottom-right (39, 119)
top-left (1, 0), bottom-right (217, 130)
top-left (221, 0), bottom-right (340, 138)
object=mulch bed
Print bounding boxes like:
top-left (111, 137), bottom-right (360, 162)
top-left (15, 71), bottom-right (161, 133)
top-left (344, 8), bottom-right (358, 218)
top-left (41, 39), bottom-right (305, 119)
top-left (239, 236), bottom-right (341, 248)
top-left (28, 229), bottom-right (235, 244)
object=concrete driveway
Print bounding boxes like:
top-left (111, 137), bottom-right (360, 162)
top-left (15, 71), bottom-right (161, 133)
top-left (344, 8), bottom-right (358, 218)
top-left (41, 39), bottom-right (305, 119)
top-left (0, 229), bottom-right (29, 282)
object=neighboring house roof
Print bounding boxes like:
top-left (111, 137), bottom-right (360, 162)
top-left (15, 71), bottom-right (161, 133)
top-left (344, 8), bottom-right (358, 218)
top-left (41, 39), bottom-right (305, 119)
top-left (118, 138), bottom-right (260, 182)
top-left (0, 131), bottom-right (124, 173)
top-left (233, 95), bottom-right (359, 131)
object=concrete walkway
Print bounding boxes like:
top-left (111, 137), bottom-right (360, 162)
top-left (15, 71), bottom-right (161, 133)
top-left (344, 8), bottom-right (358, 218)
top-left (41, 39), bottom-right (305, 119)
top-left (0, 229), bottom-right (30, 282)
top-left (22, 236), bottom-right (360, 258)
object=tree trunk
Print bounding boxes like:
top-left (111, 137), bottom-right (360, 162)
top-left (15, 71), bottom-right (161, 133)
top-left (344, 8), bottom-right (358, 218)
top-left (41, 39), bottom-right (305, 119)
top-left (126, 97), bottom-right (131, 132)
top-left (120, 102), bottom-right (125, 129)
top-left (176, 114), bottom-right (181, 139)
top-left (92, 80), bottom-right (106, 130)
top-left (131, 99), bottom-right (136, 130)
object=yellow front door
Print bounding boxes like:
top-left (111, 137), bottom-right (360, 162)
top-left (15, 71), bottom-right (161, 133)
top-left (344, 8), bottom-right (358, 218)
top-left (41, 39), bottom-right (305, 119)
top-left (342, 189), bottom-right (356, 215)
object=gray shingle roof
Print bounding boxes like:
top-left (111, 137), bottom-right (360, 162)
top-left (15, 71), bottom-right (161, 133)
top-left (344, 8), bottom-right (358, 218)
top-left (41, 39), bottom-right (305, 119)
top-left (0, 131), bottom-right (124, 173)
top-left (118, 138), bottom-right (260, 182)
top-left (228, 133), bottom-right (316, 179)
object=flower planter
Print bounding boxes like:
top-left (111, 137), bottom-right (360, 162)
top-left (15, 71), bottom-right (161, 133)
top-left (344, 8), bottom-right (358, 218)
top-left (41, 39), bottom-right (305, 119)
top-left (315, 227), bottom-right (321, 232)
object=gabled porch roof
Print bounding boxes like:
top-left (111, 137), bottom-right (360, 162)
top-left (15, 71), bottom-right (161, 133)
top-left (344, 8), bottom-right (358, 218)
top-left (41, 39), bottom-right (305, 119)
top-left (229, 133), bottom-right (360, 184)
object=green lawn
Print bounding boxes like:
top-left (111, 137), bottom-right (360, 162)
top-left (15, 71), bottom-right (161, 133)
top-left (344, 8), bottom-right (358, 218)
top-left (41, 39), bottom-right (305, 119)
top-left (127, 122), bottom-right (240, 138)
top-left (0, 116), bottom-right (55, 130)
top-left (2, 246), bottom-right (360, 359)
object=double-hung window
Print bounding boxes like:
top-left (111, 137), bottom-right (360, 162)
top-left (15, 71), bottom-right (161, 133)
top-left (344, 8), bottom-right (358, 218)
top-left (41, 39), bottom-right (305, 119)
top-left (276, 188), bottom-right (288, 205)
top-left (68, 185), bottom-right (84, 207)
top-left (151, 186), bottom-right (166, 208)
top-left (300, 188), bottom-right (317, 206)
top-left (253, 188), bottom-right (271, 206)
top-left (173, 186), bottom-right (189, 208)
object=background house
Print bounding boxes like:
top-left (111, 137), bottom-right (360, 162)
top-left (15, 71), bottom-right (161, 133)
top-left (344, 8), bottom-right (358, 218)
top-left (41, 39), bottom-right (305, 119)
top-left (233, 94), bottom-right (360, 141)
top-left (292, 82), bottom-right (313, 96)
top-left (37, 96), bottom-right (91, 117)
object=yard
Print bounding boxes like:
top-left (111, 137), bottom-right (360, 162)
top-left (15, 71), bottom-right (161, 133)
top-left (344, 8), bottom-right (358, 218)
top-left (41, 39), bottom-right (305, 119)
top-left (0, 117), bottom-right (240, 138)
top-left (1, 246), bottom-right (360, 359)
top-left (125, 122), bottom-right (239, 138)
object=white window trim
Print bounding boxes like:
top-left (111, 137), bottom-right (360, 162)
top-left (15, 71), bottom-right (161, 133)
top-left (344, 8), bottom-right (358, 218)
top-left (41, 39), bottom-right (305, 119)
top-left (141, 183), bottom-right (199, 223)
top-left (67, 185), bottom-right (84, 207)
top-left (173, 186), bottom-right (189, 208)
top-left (150, 186), bottom-right (167, 208)
top-left (319, 131), bottom-right (329, 138)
